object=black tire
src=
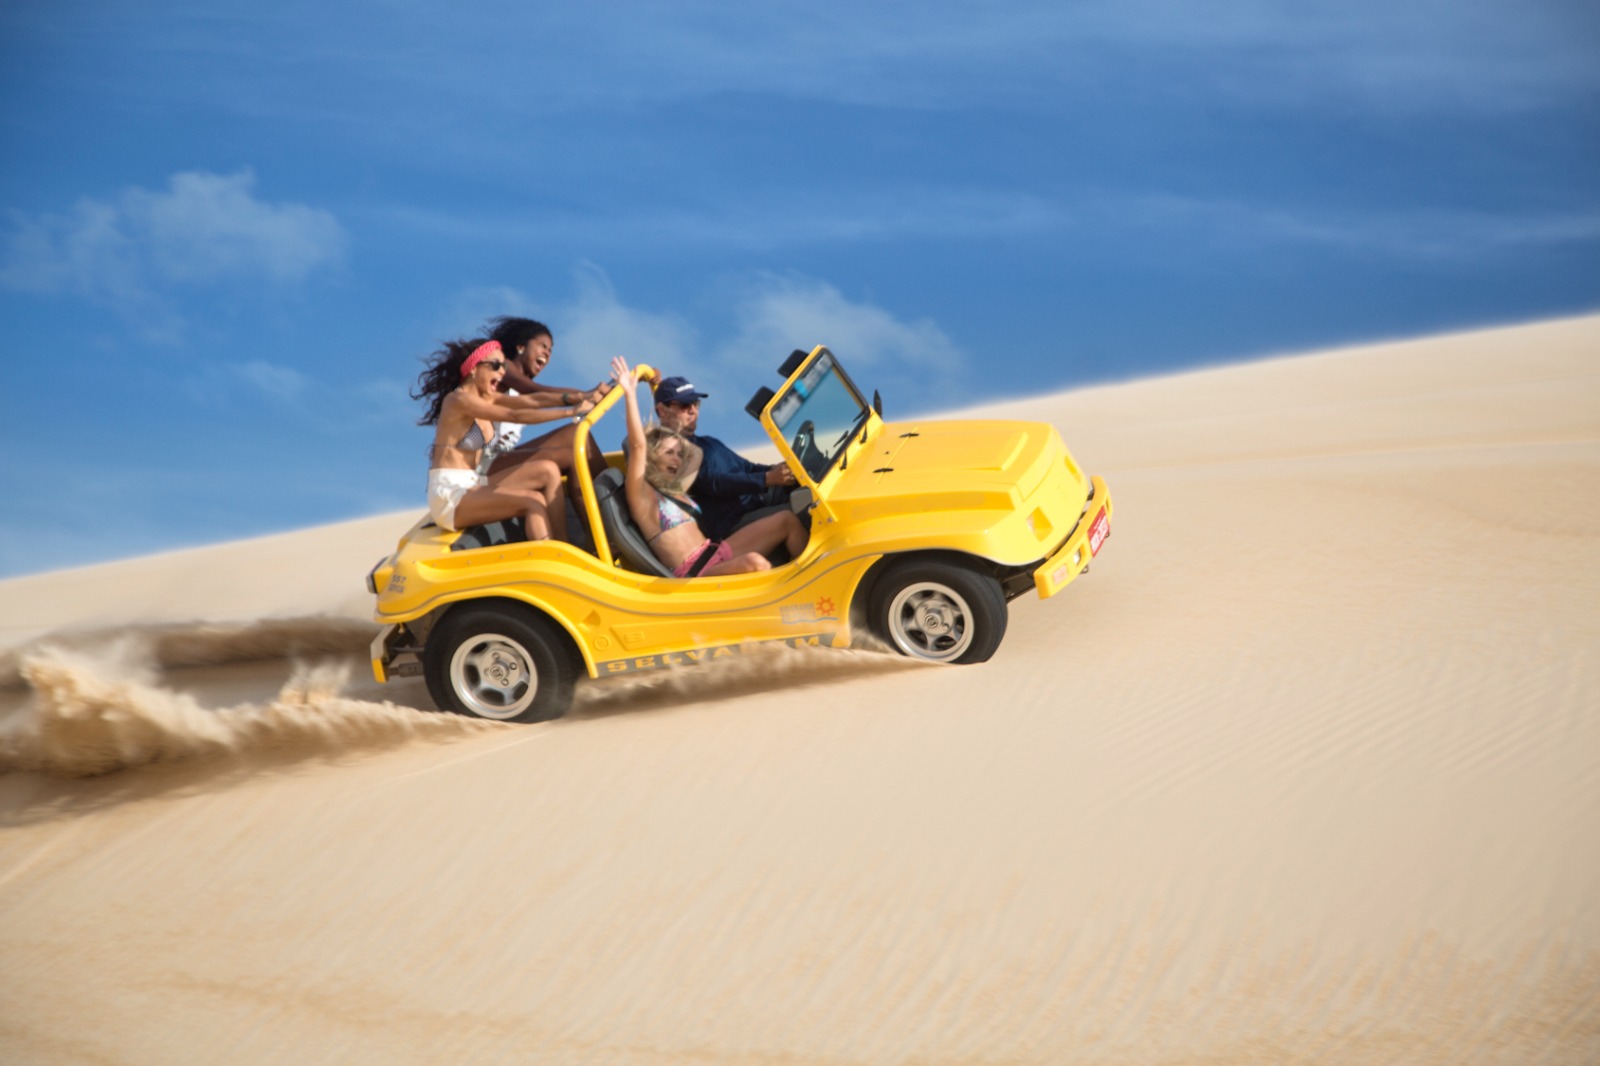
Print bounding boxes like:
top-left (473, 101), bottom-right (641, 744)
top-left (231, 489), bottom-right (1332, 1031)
top-left (869, 560), bottom-right (1008, 664)
top-left (423, 604), bottom-right (577, 723)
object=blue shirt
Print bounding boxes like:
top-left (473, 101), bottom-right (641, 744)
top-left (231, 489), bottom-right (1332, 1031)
top-left (685, 433), bottom-right (771, 540)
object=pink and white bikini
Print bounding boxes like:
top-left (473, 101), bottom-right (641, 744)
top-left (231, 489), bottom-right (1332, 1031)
top-left (649, 493), bottom-right (731, 577)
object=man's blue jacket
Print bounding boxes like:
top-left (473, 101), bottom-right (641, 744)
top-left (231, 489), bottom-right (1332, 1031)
top-left (685, 433), bottom-right (770, 540)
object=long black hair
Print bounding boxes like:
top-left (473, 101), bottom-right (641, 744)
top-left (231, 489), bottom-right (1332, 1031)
top-left (411, 336), bottom-right (491, 426)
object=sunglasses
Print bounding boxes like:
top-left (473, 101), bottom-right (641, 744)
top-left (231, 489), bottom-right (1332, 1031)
top-left (477, 359), bottom-right (507, 371)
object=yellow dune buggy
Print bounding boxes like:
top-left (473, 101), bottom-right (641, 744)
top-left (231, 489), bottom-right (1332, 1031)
top-left (368, 345), bottom-right (1111, 721)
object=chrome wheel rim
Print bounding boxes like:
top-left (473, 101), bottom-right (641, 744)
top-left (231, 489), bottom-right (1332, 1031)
top-left (887, 581), bottom-right (974, 662)
top-left (449, 632), bottom-right (537, 719)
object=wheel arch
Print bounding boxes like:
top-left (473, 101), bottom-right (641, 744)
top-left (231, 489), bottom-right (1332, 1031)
top-left (847, 549), bottom-right (1010, 638)
top-left (432, 595), bottom-right (589, 677)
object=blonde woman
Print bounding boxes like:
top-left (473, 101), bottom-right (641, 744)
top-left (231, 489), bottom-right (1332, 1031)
top-left (611, 356), bottom-right (806, 576)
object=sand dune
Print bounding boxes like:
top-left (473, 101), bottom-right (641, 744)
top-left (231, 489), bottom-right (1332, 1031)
top-left (2, 316), bottom-right (1597, 1063)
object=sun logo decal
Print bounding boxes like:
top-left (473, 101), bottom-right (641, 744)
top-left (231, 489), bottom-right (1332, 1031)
top-left (780, 596), bottom-right (840, 624)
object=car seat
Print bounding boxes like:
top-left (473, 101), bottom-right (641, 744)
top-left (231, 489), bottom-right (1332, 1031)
top-left (449, 517), bottom-right (525, 550)
top-left (593, 468), bottom-right (675, 577)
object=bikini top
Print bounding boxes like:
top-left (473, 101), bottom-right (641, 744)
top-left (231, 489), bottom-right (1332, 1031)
top-left (429, 419), bottom-right (488, 461)
top-left (648, 492), bottom-right (700, 544)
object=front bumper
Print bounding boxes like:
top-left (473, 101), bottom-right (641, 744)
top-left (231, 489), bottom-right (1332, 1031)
top-left (1033, 475), bottom-right (1112, 599)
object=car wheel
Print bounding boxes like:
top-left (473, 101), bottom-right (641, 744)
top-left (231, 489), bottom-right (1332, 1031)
top-left (424, 605), bottom-right (577, 723)
top-left (870, 561), bottom-right (1008, 664)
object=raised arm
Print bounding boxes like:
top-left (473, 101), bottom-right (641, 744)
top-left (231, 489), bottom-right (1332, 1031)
top-left (611, 357), bottom-right (659, 522)
top-left (612, 357), bottom-right (647, 479)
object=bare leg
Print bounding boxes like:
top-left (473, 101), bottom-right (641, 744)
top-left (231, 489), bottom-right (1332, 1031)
top-left (508, 459), bottom-right (565, 541)
top-left (489, 423), bottom-right (605, 510)
top-left (701, 551), bottom-right (772, 577)
top-left (725, 511), bottom-right (805, 562)
top-left (491, 423), bottom-right (601, 479)
top-left (699, 511), bottom-right (806, 576)
top-left (489, 426), bottom-right (569, 475)
top-left (452, 459), bottom-right (566, 541)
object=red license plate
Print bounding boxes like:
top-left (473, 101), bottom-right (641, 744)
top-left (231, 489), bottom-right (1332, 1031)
top-left (1087, 509), bottom-right (1110, 556)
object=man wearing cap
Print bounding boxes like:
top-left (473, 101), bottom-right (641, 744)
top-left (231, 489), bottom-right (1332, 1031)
top-left (654, 375), bottom-right (799, 541)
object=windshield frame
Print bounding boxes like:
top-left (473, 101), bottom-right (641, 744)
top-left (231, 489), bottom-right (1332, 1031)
top-left (765, 347), bottom-right (871, 484)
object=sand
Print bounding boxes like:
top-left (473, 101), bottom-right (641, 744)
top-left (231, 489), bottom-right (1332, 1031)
top-left (1, 315), bottom-right (1597, 1064)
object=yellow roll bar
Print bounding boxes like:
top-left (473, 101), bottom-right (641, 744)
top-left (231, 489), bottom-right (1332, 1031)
top-left (573, 362), bottom-right (657, 567)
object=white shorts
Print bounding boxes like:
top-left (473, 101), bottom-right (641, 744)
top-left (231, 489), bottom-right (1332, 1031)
top-left (427, 468), bottom-right (486, 531)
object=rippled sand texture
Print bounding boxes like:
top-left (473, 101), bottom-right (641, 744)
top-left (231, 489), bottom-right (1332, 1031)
top-left (2, 316), bottom-right (1597, 1064)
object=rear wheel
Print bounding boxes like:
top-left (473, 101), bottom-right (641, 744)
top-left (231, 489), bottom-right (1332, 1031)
top-left (870, 561), bottom-right (1007, 664)
top-left (424, 605), bottom-right (577, 723)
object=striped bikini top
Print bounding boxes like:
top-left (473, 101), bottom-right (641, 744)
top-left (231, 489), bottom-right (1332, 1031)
top-left (428, 419), bottom-right (488, 462)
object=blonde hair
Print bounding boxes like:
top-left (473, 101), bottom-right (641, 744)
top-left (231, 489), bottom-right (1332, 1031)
top-left (644, 426), bottom-right (703, 496)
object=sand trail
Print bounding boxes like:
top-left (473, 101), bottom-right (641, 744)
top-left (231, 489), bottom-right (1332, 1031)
top-left (0, 316), bottom-right (1597, 1063)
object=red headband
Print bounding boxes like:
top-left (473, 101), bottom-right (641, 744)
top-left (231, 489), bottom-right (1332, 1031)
top-left (461, 340), bottom-right (502, 378)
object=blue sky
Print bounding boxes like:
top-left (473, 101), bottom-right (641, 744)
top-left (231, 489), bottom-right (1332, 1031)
top-left (2, 1), bottom-right (1596, 577)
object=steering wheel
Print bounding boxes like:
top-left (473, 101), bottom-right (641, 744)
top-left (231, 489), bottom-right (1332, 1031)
top-left (791, 420), bottom-right (814, 459)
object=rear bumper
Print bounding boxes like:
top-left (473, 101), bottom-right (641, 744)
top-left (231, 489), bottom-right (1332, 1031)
top-left (371, 623), bottom-right (424, 684)
top-left (1033, 475), bottom-right (1112, 599)
top-left (371, 625), bottom-right (397, 683)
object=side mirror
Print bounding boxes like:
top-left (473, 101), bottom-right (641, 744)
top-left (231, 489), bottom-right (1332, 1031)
top-left (745, 386), bottom-right (775, 421)
top-left (873, 390), bottom-right (882, 417)
top-left (778, 348), bottom-right (808, 377)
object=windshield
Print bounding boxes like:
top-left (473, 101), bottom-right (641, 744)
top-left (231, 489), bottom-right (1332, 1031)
top-left (770, 350), bottom-right (869, 481)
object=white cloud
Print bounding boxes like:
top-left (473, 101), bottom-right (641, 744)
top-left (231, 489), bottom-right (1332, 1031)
top-left (33, 0), bottom-right (1588, 159)
top-left (375, 188), bottom-right (1071, 255)
top-left (715, 273), bottom-right (963, 381)
top-left (364, 2), bottom-right (1600, 115)
top-left (1120, 195), bottom-right (1600, 262)
top-left (442, 265), bottom-right (966, 424)
top-left (444, 266), bottom-right (699, 390)
top-left (697, 273), bottom-right (969, 420)
top-left (233, 360), bottom-right (308, 402)
top-left (558, 264), bottom-right (699, 384)
top-left (178, 358), bottom-right (309, 413)
top-left (1, 169), bottom-right (345, 307)
top-left (350, 376), bottom-right (419, 427)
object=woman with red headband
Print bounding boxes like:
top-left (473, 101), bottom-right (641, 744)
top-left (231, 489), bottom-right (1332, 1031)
top-left (411, 338), bottom-right (593, 541)
top-left (480, 316), bottom-right (613, 506)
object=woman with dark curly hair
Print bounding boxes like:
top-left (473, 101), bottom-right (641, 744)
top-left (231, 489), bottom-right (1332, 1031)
top-left (413, 337), bottom-right (593, 541)
top-left (482, 317), bottom-right (611, 499)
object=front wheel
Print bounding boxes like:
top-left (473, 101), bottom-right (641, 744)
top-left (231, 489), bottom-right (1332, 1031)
top-left (869, 561), bottom-right (1007, 664)
top-left (424, 605), bottom-right (577, 723)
